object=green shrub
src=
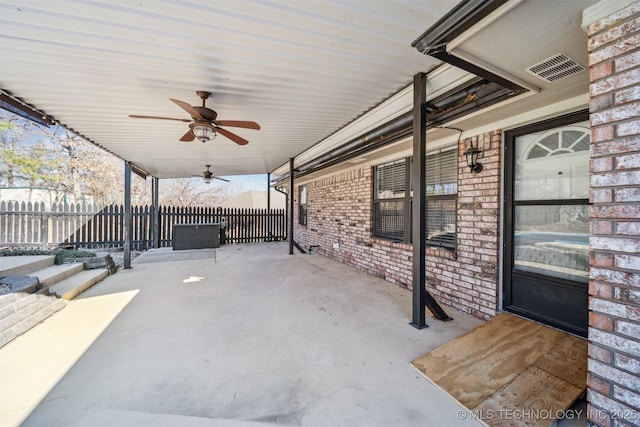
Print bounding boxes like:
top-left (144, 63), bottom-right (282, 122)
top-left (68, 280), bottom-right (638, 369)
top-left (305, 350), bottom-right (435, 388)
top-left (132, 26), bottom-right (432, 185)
top-left (0, 248), bottom-right (96, 264)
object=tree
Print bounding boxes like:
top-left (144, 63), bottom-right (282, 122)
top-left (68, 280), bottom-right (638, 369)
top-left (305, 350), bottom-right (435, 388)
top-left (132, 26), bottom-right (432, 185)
top-left (158, 178), bottom-right (228, 206)
top-left (1, 110), bottom-right (231, 207)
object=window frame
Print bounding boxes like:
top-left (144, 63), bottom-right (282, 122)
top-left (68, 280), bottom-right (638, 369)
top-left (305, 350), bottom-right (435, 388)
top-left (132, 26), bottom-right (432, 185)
top-left (371, 148), bottom-right (457, 251)
top-left (425, 148), bottom-right (458, 250)
top-left (298, 185), bottom-right (308, 226)
top-left (372, 157), bottom-right (411, 242)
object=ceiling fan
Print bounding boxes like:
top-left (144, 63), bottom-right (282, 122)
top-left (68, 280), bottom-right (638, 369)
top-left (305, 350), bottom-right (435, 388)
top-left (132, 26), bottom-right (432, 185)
top-left (196, 165), bottom-right (229, 184)
top-left (129, 91), bottom-right (260, 145)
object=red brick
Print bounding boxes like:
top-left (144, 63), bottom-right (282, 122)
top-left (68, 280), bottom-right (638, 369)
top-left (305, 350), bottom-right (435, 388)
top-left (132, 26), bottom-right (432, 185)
top-left (618, 119), bottom-right (640, 137)
top-left (590, 282), bottom-right (614, 299)
top-left (591, 138), bottom-right (640, 156)
top-left (589, 343), bottom-right (613, 364)
top-left (592, 125), bottom-right (614, 142)
top-left (590, 312), bottom-right (614, 331)
top-left (587, 7), bottom-right (640, 423)
top-left (614, 353), bottom-right (640, 374)
top-left (615, 187), bottom-right (640, 203)
top-left (612, 385), bottom-right (640, 413)
top-left (590, 93), bottom-right (614, 112)
top-left (591, 267), bottom-right (640, 287)
top-left (617, 50), bottom-right (640, 72)
top-left (588, 16), bottom-right (640, 51)
top-left (616, 86), bottom-right (640, 105)
top-left (588, 373), bottom-right (612, 396)
top-left (589, 33), bottom-right (640, 66)
top-left (591, 252), bottom-right (614, 268)
top-left (616, 221), bottom-right (640, 236)
top-left (615, 153), bottom-right (640, 169)
top-left (591, 101), bottom-right (640, 126)
top-left (591, 157), bottom-right (613, 173)
top-left (615, 286), bottom-right (640, 305)
top-left (590, 61), bottom-right (614, 81)
top-left (591, 220), bottom-right (613, 235)
top-left (590, 205), bottom-right (640, 220)
top-left (293, 132), bottom-right (500, 320)
top-left (590, 187), bottom-right (613, 203)
top-left (615, 319), bottom-right (640, 338)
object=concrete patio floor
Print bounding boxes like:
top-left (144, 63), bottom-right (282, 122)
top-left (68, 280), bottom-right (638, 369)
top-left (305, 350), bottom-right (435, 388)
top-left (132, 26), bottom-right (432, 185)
top-left (1, 242), bottom-right (488, 427)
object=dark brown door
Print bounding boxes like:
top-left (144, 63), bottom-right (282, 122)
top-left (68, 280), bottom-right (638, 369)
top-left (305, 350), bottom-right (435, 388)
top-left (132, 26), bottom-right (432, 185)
top-left (503, 111), bottom-right (590, 337)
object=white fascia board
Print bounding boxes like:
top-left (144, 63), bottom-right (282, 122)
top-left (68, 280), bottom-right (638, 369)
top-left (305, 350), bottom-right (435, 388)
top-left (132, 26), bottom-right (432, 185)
top-left (271, 65), bottom-right (475, 178)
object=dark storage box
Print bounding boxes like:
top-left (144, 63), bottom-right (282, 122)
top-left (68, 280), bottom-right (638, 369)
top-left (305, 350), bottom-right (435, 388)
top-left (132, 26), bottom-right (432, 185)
top-left (173, 223), bottom-right (220, 250)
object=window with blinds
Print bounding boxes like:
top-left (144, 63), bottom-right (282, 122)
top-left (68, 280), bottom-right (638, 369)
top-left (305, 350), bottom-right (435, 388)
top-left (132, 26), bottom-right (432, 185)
top-left (425, 149), bottom-right (457, 249)
top-left (372, 148), bottom-right (457, 249)
top-left (373, 159), bottom-right (409, 241)
top-left (299, 185), bottom-right (308, 226)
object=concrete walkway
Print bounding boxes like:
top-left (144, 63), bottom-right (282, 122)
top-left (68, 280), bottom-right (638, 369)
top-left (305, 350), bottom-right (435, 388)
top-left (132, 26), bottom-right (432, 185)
top-left (2, 243), bottom-right (486, 427)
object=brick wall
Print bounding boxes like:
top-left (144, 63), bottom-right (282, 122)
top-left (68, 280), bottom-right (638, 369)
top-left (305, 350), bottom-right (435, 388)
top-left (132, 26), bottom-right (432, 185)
top-left (294, 130), bottom-right (501, 320)
top-left (585, 2), bottom-right (640, 426)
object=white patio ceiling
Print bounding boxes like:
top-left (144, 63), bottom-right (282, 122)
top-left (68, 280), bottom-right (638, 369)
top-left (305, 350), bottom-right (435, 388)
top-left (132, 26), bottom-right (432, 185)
top-left (0, 0), bottom-right (458, 179)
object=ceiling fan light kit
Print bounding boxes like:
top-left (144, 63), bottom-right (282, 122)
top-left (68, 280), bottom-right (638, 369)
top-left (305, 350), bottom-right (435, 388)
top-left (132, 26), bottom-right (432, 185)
top-left (129, 91), bottom-right (260, 145)
top-left (190, 121), bottom-right (217, 143)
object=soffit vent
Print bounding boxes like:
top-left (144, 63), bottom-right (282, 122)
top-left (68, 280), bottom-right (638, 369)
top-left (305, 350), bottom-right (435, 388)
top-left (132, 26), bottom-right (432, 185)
top-left (526, 53), bottom-right (585, 83)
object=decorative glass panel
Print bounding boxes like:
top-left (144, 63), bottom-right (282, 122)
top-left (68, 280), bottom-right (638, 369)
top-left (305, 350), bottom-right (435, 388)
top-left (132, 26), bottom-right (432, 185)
top-left (515, 122), bottom-right (590, 201)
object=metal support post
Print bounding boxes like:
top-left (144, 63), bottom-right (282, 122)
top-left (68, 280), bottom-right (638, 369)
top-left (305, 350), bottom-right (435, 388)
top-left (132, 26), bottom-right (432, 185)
top-left (124, 161), bottom-right (132, 269)
top-left (288, 158), bottom-right (294, 255)
top-left (411, 72), bottom-right (428, 329)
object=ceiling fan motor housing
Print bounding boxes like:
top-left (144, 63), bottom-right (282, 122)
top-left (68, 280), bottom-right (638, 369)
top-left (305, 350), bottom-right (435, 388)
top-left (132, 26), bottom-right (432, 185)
top-left (193, 106), bottom-right (217, 121)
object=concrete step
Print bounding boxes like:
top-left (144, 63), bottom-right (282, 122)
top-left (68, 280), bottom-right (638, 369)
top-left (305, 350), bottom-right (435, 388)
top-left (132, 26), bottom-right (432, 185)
top-left (26, 263), bottom-right (85, 287)
top-left (0, 255), bottom-right (56, 277)
top-left (49, 269), bottom-right (110, 300)
top-left (0, 293), bottom-right (66, 348)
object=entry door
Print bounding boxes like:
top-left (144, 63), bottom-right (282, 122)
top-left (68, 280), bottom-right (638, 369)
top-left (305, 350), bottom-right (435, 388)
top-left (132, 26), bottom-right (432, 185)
top-left (504, 112), bottom-right (590, 337)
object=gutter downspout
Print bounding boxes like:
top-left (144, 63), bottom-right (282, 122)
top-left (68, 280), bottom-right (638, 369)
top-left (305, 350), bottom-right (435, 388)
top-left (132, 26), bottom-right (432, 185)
top-left (274, 186), bottom-right (288, 241)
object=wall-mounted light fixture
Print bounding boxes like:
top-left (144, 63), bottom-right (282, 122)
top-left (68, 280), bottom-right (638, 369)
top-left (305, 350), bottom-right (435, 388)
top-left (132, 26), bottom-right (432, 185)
top-left (464, 141), bottom-right (483, 173)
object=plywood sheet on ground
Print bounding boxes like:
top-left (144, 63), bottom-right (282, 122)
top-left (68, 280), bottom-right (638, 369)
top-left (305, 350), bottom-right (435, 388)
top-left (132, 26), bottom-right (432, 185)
top-left (411, 313), bottom-right (587, 427)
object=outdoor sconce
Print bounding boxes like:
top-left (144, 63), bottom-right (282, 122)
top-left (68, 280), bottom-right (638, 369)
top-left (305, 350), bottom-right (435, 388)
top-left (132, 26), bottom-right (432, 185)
top-left (191, 121), bottom-right (217, 143)
top-left (464, 141), bottom-right (483, 173)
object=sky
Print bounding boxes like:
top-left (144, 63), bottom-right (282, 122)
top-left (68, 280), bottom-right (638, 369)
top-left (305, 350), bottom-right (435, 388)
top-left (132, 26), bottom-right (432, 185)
top-left (227, 174), bottom-right (271, 192)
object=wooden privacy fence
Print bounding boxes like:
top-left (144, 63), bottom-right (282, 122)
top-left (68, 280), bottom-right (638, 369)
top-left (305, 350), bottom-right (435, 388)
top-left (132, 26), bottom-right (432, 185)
top-left (0, 201), bottom-right (286, 250)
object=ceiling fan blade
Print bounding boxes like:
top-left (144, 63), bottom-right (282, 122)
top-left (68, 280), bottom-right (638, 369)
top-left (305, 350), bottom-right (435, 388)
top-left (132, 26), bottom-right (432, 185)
top-left (180, 130), bottom-right (195, 142)
top-left (128, 114), bottom-right (191, 122)
top-left (216, 120), bottom-right (261, 130)
top-left (170, 98), bottom-right (203, 120)
top-left (216, 127), bottom-right (249, 145)
top-left (212, 176), bottom-right (230, 183)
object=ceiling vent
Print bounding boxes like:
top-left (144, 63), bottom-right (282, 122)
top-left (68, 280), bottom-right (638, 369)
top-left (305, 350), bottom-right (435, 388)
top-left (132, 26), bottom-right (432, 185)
top-left (526, 53), bottom-right (585, 83)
